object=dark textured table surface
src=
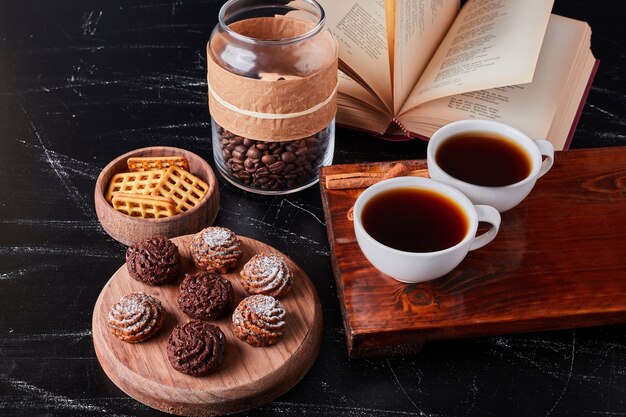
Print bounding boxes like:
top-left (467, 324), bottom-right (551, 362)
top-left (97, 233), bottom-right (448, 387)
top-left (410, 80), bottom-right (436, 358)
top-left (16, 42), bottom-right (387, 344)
top-left (1, 1), bottom-right (625, 416)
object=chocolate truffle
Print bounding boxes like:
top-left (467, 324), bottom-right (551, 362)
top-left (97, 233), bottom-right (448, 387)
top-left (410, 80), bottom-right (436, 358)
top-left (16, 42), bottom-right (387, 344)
top-left (239, 253), bottom-right (293, 299)
top-left (108, 292), bottom-right (165, 343)
top-left (178, 271), bottom-right (233, 320)
top-left (189, 227), bottom-right (243, 273)
top-left (126, 236), bottom-right (180, 285)
top-left (232, 295), bottom-right (286, 347)
top-left (167, 321), bottom-right (226, 376)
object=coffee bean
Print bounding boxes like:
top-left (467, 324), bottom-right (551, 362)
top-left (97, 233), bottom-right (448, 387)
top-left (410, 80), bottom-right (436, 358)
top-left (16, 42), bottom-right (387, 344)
top-left (281, 151), bottom-right (296, 163)
top-left (282, 163), bottom-right (295, 174)
top-left (269, 161), bottom-right (285, 173)
top-left (255, 166), bottom-right (270, 177)
top-left (246, 147), bottom-right (262, 160)
top-left (216, 125), bottom-right (332, 191)
top-left (261, 154), bottom-right (276, 165)
top-left (237, 170), bottom-right (251, 180)
top-left (305, 137), bottom-right (318, 144)
top-left (229, 162), bottom-right (243, 172)
top-left (231, 149), bottom-right (245, 161)
top-left (244, 158), bottom-right (255, 169)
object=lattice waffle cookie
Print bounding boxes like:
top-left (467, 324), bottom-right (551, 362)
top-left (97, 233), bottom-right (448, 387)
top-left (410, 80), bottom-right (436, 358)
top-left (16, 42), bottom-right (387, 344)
top-left (111, 193), bottom-right (178, 219)
top-left (127, 156), bottom-right (190, 172)
top-left (105, 170), bottom-right (166, 202)
top-left (151, 166), bottom-right (209, 213)
top-left (105, 155), bottom-right (209, 219)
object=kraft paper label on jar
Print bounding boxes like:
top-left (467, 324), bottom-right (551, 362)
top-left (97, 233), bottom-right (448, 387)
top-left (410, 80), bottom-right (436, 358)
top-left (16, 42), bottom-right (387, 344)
top-left (207, 16), bottom-right (338, 142)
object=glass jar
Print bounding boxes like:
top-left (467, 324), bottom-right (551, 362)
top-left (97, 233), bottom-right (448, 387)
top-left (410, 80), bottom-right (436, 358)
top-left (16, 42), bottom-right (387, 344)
top-left (207, 0), bottom-right (337, 194)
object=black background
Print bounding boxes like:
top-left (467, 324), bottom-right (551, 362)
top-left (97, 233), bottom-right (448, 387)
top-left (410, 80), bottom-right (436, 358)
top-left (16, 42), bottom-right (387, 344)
top-left (1, 1), bottom-right (625, 416)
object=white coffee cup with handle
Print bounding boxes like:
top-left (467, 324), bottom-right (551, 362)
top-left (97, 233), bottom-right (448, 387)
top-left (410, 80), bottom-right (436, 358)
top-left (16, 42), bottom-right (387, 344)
top-left (353, 176), bottom-right (501, 283)
top-left (427, 120), bottom-right (554, 212)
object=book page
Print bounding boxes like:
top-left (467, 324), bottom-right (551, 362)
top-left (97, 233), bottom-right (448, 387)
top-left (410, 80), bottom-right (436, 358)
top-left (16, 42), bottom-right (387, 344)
top-left (547, 52), bottom-right (595, 149)
top-left (393, 0), bottom-right (459, 113)
top-left (338, 71), bottom-right (390, 114)
top-left (316, 0), bottom-right (393, 111)
top-left (385, 0), bottom-right (396, 84)
top-left (399, 0), bottom-right (554, 114)
top-left (398, 15), bottom-right (592, 150)
top-left (336, 95), bottom-right (392, 134)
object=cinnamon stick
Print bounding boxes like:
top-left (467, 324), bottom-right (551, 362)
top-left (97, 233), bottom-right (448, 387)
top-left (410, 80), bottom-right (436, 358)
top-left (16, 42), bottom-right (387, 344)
top-left (324, 172), bottom-right (385, 190)
top-left (325, 162), bottom-right (429, 190)
top-left (384, 162), bottom-right (409, 179)
top-left (329, 162), bottom-right (430, 220)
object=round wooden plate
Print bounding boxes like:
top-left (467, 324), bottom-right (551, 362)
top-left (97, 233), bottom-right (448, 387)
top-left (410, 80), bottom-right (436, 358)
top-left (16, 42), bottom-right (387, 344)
top-left (92, 235), bottom-right (323, 416)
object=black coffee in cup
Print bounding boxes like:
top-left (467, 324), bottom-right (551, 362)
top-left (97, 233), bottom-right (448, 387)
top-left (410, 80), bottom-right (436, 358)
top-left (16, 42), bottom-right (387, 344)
top-left (435, 132), bottom-right (532, 186)
top-left (361, 187), bottom-right (468, 253)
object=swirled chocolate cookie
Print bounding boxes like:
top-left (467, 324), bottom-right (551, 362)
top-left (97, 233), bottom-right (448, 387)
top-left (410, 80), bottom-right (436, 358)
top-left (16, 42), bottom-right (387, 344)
top-left (189, 227), bottom-right (243, 273)
top-left (167, 321), bottom-right (226, 376)
top-left (108, 292), bottom-right (165, 343)
top-left (239, 254), bottom-right (293, 299)
top-left (178, 271), bottom-right (233, 320)
top-left (126, 236), bottom-right (180, 285)
top-left (232, 295), bottom-right (286, 347)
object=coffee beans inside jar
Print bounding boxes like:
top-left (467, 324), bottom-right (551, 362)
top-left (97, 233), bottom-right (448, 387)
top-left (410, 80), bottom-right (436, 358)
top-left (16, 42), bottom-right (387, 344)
top-left (212, 121), bottom-right (334, 194)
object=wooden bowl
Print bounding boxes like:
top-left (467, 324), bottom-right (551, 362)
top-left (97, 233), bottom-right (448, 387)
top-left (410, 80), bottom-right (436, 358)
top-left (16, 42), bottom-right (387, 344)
top-left (95, 146), bottom-right (220, 246)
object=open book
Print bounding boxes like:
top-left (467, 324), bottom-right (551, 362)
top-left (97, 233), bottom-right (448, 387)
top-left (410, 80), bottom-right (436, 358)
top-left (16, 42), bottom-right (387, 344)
top-left (316, 0), bottom-right (597, 150)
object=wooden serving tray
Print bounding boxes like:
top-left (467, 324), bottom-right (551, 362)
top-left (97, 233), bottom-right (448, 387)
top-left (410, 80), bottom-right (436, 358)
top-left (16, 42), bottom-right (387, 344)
top-left (92, 235), bottom-right (322, 416)
top-left (320, 147), bottom-right (626, 358)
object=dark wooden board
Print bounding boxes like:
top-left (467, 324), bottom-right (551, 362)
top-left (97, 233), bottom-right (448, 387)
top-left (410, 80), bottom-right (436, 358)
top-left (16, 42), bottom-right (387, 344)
top-left (92, 234), bottom-right (323, 416)
top-left (320, 147), bottom-right (626, 358)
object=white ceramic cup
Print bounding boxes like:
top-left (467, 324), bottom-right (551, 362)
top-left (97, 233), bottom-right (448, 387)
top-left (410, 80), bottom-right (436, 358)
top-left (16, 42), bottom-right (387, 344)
top-left (353, 177), bottom-right (501, 283)
top-left (427, 120), bottom-right (554, 212)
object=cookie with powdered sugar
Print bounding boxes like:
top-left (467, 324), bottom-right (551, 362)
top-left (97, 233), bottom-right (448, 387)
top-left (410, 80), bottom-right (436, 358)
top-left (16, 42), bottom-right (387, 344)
top-left (239, 253), bottom-right (293, 299)
top-left (189, 227), bottom-right (243, 273)
top-left (232, 295), bottom-right (286, 347)
top-left (108, 292), bottom-right (165, 343)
